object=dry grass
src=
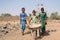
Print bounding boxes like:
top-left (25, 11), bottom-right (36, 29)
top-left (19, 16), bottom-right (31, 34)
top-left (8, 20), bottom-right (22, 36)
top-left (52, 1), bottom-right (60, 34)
top-left (0, 16), bottom-right (60, 40)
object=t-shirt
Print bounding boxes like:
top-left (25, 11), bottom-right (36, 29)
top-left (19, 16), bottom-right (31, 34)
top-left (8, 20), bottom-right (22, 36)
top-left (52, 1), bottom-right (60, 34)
top-left (36, 12), bottom-right (47, 25)
top-left (20, 13), bottom-right (27, 24)
top-left (31, 15), bottom-right (36, 24)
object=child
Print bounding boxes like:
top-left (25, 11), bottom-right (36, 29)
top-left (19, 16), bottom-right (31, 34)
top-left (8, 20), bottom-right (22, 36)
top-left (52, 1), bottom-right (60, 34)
top-left (31, 10), bottom-right (38, 39)
top-left (20, 8), bottom-right (27, 35)
top-left (31, 10), bottom-right (37, 24)
top-left (37, 8), bottom-right (47, 34)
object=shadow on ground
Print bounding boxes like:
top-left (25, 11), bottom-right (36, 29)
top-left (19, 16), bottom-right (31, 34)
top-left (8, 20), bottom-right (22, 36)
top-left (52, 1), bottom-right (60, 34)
top-left (36, 29), bottom-right (57, 40)
top-left (24, 31), bottom-right (31, 35)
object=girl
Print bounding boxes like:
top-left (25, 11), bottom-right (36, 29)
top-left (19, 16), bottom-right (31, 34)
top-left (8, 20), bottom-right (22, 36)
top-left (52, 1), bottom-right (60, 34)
top-left (31, 10), bottom-right (37, 24)
top-left (20, 8), bottom-right (27, 35)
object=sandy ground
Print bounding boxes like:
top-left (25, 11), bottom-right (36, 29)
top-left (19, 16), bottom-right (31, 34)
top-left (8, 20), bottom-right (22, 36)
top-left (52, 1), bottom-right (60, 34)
top-left (0, 20), bottom-right (60, 40)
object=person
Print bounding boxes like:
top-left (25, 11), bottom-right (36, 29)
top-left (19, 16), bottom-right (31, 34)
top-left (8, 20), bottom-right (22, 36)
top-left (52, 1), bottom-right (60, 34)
top-left (20, 8), bottom-right (27, 35)
top-left (31, 10), bottom-right (37, 24)
top-left (36, 8), bottom-right (47, 34)
top-left (30, 10), bottom-right (38, 39)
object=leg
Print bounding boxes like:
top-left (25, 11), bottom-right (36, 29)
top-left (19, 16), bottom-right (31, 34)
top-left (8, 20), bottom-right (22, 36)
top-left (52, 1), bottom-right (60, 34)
top-left (22, 30), bottom-right (24, 35)
top-left (39, 29), bottom-right (41, 37)
top-left (31, 30), bottom-right (33, 36)
top-left (33, 30), bottom-right (37, 40)
top-left (36, 30), bottom-right (37, 37)
top-left (42, 25), bottom-right (46, 34)
top-left (21, 24), bottom-right (26, 35)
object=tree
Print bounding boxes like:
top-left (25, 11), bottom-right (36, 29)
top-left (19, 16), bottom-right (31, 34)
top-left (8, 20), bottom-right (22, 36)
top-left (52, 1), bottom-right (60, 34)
top-left (1, 13), bottom-right (12, 16)
top-left (50, 12), bottom-right (60, 20)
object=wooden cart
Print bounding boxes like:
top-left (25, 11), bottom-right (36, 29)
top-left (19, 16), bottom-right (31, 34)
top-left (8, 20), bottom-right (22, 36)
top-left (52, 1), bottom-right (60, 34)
top-left (26, 23), bottom-right (42, 40)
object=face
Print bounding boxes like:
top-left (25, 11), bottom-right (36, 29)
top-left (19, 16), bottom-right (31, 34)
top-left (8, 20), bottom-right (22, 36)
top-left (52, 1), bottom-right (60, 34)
top-left (21, 8), bottom-right (25, 13)
top-left (33, 11), bottom-right (36, 16)
top-left (41, 8), bottom-right (44, 13)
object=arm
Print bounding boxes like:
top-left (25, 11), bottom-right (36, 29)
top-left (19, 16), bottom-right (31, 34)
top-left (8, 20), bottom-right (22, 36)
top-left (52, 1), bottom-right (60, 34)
top-left (25, 13), bottom-right (28, 24)
top-left (45, 12), bottom-right (48, 20)
top-left (36, 13), bottom-right (40, 18)
top-left (45, 12), bottom-right (48, 23)
top-left (20, 14), bottom-right (22, 24)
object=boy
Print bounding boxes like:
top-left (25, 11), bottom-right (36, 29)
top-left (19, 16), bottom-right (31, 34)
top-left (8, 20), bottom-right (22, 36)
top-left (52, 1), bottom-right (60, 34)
top-left (36, 8), bottom-right (47, 34)
top-left (20, 8), bottom-right (27, 35)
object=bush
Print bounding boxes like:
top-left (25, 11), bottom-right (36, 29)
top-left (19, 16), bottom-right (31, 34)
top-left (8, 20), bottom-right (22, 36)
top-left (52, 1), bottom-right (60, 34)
top-left (50, 12), bottom-right (60, 20)
top-left (1, 13), bottom-right (12, 16)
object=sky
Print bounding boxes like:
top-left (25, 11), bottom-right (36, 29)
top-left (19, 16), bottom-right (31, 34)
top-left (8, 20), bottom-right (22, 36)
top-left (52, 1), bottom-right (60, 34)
top-left (0, 0), bottom-right (60, 16)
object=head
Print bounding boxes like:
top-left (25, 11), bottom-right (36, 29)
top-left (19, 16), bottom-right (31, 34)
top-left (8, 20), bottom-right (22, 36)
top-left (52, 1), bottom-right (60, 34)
top-left (32, 10), bottom-right (36, 16)
top-left (41, 7), bottom-right (44, 13)
top-left (21, 8), bottom-right (25, 13)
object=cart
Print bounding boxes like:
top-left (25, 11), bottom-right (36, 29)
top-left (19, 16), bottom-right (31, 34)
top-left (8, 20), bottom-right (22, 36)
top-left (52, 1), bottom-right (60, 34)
top-left (26, 23), bottom-right (42, 40)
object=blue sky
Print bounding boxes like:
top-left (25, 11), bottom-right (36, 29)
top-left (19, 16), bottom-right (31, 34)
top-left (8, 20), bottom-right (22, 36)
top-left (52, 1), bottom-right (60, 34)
top-left (0, 0), bottom-right (60, 16)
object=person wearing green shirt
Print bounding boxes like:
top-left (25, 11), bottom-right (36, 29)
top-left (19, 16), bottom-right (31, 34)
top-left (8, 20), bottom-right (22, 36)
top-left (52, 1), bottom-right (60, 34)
top-left (31, 10), bottom-right (38, 39)
top-left (36, 8), bottom-right (47, 34)
top-left (31, 10), bottom-right (37, 24)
